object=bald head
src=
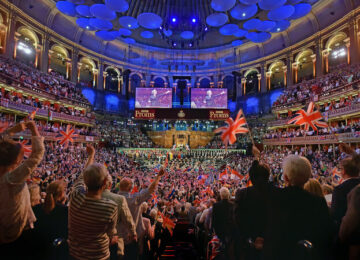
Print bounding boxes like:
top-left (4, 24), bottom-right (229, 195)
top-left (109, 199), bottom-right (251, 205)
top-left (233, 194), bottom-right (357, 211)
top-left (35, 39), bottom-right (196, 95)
top-left (283, 155), bottom-right (312, 187)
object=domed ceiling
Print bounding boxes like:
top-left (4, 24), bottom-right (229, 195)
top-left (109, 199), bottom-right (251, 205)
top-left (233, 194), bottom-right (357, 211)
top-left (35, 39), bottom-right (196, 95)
top-left (55, 0), bottom-right (321, 50)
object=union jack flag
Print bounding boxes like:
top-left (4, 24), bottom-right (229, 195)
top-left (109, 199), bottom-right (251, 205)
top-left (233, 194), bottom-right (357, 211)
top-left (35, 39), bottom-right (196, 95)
top-left (131, 186), bottom-right (139, 194)
top-left (214, 109), bottom-right (249, 146)
top-left (151, 193), bottom-right (158, 204)
top-left (332, 167), bottom-right (343, 184)
top-left (287, 102), bottom-right (328, 131)
top-left (56, 125), bottom-right (78, 148)
top-left (19, 140), bottom-right (32, 158)
top-left (208, 235), bottom-right (221, 260)
top-left (160, 212), bottom-right (176, 236)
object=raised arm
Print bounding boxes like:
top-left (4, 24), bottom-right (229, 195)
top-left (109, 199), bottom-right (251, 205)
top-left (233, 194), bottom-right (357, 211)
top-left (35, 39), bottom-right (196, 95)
top-left (84, 145), bottom-right (95, 169)
top-left (72, 145), bottom-right (95, 194)
top-left (148, 166), bottom-right (165, 194)
top-left (7, 121), bottom-right (44, 185)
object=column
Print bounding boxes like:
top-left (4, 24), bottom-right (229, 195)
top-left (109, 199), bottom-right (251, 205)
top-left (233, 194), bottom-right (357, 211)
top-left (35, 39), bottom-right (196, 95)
top-left (71, 49), bottom-right (79, 83)
top-left (117, 76), bottom-right (121, 93)
top-left (266, 71), bottom-right (271, 91)
top-left (260, 63), bottom-right (266, 93)
top-left (292, 62), bottom-right (298, 84)
top-left (66, 59), bottom-right (71, 80)
top-left (93, 69), bottom-right (98, 88)
top-left (34, 44), bottom-right (42, 69)
top-left (5, 13), bottom-right (16, 58)
top-left (282, 66), bottom-right (287, 87)
top-left (0, 23), bottom-right (6, 54)
top-left (13, 32), bottom-right (20, 59)
top-left (241, 78), bottom-right (246, 95)
top-left (322, 49), bottom-right (329, 74)
top-left (145, 74), bottom-right (151, 87)
top-left (47, 49), bottom-right (54, 72)
top-left (77, 62), bottom-right (82, 83)
top-left (102, 71), bottom-right (106, 90)
top-left (311, 54), bottom-right (316, 78)
top-left (315, 39), bottom-right (323, 78)
top-left (349, 18), bottom-right (360, 65)
top-left (41, 35), bottom-right (50, 73)
top-left (287, 54), bottom-right (293, 86)
top-left (344, 37), bottom-right (351, 65)
top-left (97, 61), bottom-right (104, 90)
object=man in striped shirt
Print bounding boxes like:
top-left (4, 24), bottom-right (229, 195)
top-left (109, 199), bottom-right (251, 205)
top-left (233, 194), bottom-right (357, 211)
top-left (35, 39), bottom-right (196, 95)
top-left (69, 145), bottom-right (118, 260)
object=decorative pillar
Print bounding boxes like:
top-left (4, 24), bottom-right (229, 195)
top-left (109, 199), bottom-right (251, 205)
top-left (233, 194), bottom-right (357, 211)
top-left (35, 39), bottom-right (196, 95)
top-left (93, 69), bottom-right (98, 88)
top-left (349, 19), bottom-right (360, 65)
top-left (150, 81), bottom-right (154, 87)
top-left (47, 49), bottom-right (54, 72)
top-left (210, 81), bottom-right (214, 88)
top-left (241, 78), bottom-right (246, 95)
top-left (287, 54), bottom-right (293, 86)
top-left (97, 61), bottom-right (104, 90)
top-left (145, 74), bottom-right (151, 87)
top-left (141, 79), bottom-right (146, 87)
top-left (34, 44), bottom-right (42, 69)
top-left (315, 39), bottom-right (323, 78)
top-left (66, 59), bottom-right (71, 80)
top-left (41, 35), bottom-right (50, 73)
top-left (117, 76), bottom-right (121, 93)
top-left (260, 64), bottom-right (266, 93)
top-left (344, 37), bottom-right (351, 65)
top-left (13, 32), bottom-right (20, 59)
top-left (0, 23), bottom-right (6, 54)
top-left (5, 13), bottom-right (16, 58)
top-left (217, 81), bottom-right (223, 88)
top-left (266, 71), bottom-right (271, 91)
top-left (311, 54), bottom-right (316, 78)
top-left (322, 49), bottom-right (329, 74)
top-left (77, 62), bottom-right (82, 83)
top-left (71, 49), bottom-right (79, 83)
top-left (292, 62), bottom-right (298, 84)
top-left (282, 66), bottom-right (287, 87)
top-left (102, 71), bottom-right (107, 89)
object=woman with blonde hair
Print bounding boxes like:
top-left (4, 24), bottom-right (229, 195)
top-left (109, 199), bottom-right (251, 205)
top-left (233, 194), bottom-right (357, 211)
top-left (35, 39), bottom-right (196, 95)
top-left (304, 179), bottom-right (325, 198)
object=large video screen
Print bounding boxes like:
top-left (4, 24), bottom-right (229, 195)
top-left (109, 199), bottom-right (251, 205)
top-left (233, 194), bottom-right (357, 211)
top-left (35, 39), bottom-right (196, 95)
top-left (135, 88), bottom-right (172, 108)
top-left (191, 88), bottom-right (228, 109)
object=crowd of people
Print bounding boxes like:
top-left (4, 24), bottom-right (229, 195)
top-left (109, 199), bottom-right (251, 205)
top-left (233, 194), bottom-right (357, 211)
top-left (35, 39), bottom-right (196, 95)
top-left (272, 63), bottom-right (360, 108)
top-left (0, 120), bottom-right (360, 260)
top-left (0, 56), bottom-right (89, 104)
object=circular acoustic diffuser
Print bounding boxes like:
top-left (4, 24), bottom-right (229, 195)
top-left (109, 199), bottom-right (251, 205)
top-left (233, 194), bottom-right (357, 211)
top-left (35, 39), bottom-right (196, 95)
top-left (105, 0), bottom-right (129, 13)
top-left (219, 24), bottom-right (240, 36)
top-left (258, 0), bottom-right (286, 10)
top-left (141, 31), bottom-right (154, 39)
top-left (270, 20), bottom-right (291, 32)
top-left (95, 30), bottom-right (121, 41)
top-left (89, 18), bottom-right (113, 30)
top-left (211, 0), bottom-right (236, 12)
top-left (206, 13), bottom-right (229, 27)
top-left (232, 40), bottom-right (243, 46)
top-left (118, 28), bottom-right (132, 36)
top-left (137, 13), bottom-right (163, 29)
top-left (243, 19), bottom-right (262, 30)
top-left (255, 20), bottom-right (276, 31)
top-left (287, 0), bottom-right (302, 4)
top-left (76, 18), bottom-right (96, 30)
top-left (246, 31), bottom-right (271, 43)
top-left (163, 29), bottom-right (173, 37)
top-left (119, 16), bottom-right (139, 29)
top-left (231, 4), bottom-right (258, 20)
top-left (68, 0), bottom-right (85, 3)
top-left (289, 3), bottom-right (312, 20)
top-left (90, 4), bottom-right (116, 21)
top-left (56, 1), bottom-right (77, 16)
top-left (123, 38), bottom-right (136, 44)
top-left (240, 0), bottom-right (259, 4)
top-left (234, 29), bottom-right (248, 37)
top-left (76, 5), bottom-right (92, 17)
top-left (267, 5), bottom-right (295, 21)
top-left (181, 31), bottom-right (195, 39)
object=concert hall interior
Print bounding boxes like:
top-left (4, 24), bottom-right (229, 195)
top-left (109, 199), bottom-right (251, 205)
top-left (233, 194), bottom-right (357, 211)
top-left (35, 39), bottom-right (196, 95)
top-left (1, 0), bottom-right (360, 260)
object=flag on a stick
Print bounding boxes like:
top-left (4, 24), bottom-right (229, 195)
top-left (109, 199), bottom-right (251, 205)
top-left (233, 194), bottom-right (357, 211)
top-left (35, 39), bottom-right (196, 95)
top-left (287, 102), bottom-right (328, 131)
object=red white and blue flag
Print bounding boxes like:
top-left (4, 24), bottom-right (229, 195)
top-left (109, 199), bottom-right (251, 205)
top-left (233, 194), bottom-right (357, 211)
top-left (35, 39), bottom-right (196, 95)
top-left (56, 125), bottom-right (78, 148)
top-left (19, 140), bottom-right (32, 158)
top-left (287, 102), bottom-right (328, 131)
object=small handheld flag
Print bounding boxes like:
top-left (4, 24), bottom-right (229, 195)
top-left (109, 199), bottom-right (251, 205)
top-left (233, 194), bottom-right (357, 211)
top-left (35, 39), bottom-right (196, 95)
top-left (19, 140), bottom-right (32, 158)
top-left (28, 108), bottom-right (38, 121)
top-left (56, 125), bottom-right (78, 148)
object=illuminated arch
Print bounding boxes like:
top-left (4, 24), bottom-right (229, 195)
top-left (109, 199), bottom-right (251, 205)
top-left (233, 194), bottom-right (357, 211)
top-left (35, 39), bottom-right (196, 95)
top-left (17, 26), bottom-right (39, 47)
top-left (325, 32), bottom-right (347, 50)
top-left (244, 68), bottom-right (259, 77)
top-left (130, 71), bottom-right (143, 79)
top-left (268, 60), bottom-right (285, 72)
top-left (79, 56), bottom-right (96, 70)
top-left (295, 49), bottom-right (313, 63)
top-left (50, 44), bottom-right (69, 58)
top-left (105, 66), bottom-right (120, 76)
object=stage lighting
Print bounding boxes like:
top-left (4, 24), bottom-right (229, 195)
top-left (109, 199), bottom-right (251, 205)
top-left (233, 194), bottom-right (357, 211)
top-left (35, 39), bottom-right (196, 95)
top-left (205, 27), bottom-right (208, 31)
top-left (192, 18), bottom-right (197, 23)
top-left (171, 17), bottom-right (176, 23)
top-left (189, 43), bottom-right (193, 47)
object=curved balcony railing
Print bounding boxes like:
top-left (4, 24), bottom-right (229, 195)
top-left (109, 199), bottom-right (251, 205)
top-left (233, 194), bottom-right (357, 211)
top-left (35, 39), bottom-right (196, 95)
top-left (0, 98), bottom-right (95, 125)
top-left (263, 132), bottom-right (359, 146)
top-left (0, 72), bottom-right (91, 108)
top-left (268, 103), bottom-right (360, 127)
top-left (272, 80), bottom-right (360, 112)
top-left (11, 131), bottom-right (98, 143)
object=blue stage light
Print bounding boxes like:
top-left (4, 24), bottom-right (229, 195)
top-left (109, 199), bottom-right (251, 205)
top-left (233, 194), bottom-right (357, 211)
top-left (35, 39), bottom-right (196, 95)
top-left (172, 17), bottom-right (177, 23)
top-left (192, 18), bottom-right (197, 23)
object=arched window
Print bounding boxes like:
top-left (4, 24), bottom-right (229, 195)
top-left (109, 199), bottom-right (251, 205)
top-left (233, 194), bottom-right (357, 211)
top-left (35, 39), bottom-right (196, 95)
top-left (200, 78), bottom-right (210, 88)
top-left (154, 77), bottom-right (165, 88)
top-left (223, 75), bottom-right (234, 100)
top-left (79, 57), bottom-right (96, 88)
top-left (16, 27), bottom-right (38, 66)
top-left (105, 67), bottom-right (119, 92)
top-left (245, 70), bottom-right (259, 94)
top-left (326, 33), bottom-right (348, 71)
top-left (269, 61), bottom-right (285, 89)
top-left (49, 45), bottom-right (69, 78)
top-left (296, 50), bottom-right (314, 82)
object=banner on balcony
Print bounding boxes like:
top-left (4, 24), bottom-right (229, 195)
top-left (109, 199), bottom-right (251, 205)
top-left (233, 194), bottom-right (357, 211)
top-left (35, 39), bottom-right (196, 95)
top-left (85, 136), bottom-right (94, 142)
top-left (1, 98), bottom-right (9, 108)
top-left (134, 108), bottom-right (230, 120)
